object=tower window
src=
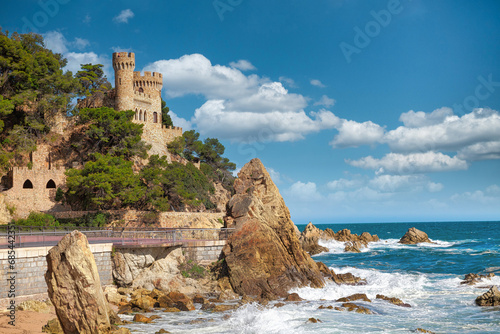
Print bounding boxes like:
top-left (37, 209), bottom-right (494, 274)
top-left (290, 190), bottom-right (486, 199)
top-left (46, 179), bottom-right (56, 188)
top-left (119, 78), bottom-right (122, 85)
top-left (144, 112), bottom-right (147, 122)
top-left (153, 112), bottom-right (158, 123)
top-left (139, 87), bottom-right (144, 93)
top-left (23, 180), bottom-right (33, 189)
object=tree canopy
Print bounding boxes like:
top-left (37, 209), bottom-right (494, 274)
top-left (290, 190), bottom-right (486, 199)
top-left (75, 64), bottom-right (111, 96)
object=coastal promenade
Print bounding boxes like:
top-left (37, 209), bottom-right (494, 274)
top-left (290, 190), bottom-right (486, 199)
top-left (0, 225), bottom-right (234, 249)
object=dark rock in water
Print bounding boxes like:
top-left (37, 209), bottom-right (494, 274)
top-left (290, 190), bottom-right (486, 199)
top-left (337, 293), bottom-right (371, 303)
top-left (299, 222), bottom-right (329, 255)
top-left (221, 158), bottom-right (325, 299)
top-left (45, 231), bottom-right (111, 334)
top-left (331, 271), bottom-right (367, 286)
top-left (336, 302), bottom-right (373, 314)
top-left (155, 329), bottom-right (171, 334)
top-left (475, 285), bottom-right (500, 306)
top-left (344, 241), bottom-right (362, 253)
top-left (376, 294), bottom-right (411, 307)
top-left (307, 318), bottom-right (322, 323)
top-left (318, 305), bottom-right (334, 309)
top-left (461, 272), bottom-right (495, 285)
top-left (133, 314), bottom-right (152, 323)
top-left (414, 328), bottom-right (435, 334)
top-left (284, 293), bottom-right (303, 302)
top-left (399, 227), bottom-right (431, 244)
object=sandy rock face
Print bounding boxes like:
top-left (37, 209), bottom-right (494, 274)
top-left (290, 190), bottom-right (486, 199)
top-left (399, 227), bottom-right (431, 244)
top-left (0, 194), bottom-right (12, 224)
top-left (475, 285), bottom-right (500, 306)
top-left (221, 158), bottom-right (325, 298)
top-left (299, 223), bottom-right (329, 255)
top-left (45, 231), bottom-right (111, 334)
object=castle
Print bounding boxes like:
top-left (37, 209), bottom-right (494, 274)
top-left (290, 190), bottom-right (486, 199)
top-left (112, 52), bottom-right (182, 159)
top-left (0, 53), bottom-right (187, 220)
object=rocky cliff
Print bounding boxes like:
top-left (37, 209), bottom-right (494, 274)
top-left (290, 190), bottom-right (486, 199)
top-left (220, 158), bottom-right (324, 299)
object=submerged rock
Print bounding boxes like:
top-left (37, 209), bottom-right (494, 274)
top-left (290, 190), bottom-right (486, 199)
top-left (45, 231), bottom-right (111, 334)
top-left (221, 158), bottom-right (325, 299)
top-left (461, 272), bottom-right (495, 285)
top-left (475, 285), bottom-right (500, 306)
top-left (399, 227), bottom-right (431, 244)
top-left (376, 294), bottom-right (411, 307)
top-left (337, 293), bottom-right (371, 303)
top-left (335, 302), bottom-right (373, 314)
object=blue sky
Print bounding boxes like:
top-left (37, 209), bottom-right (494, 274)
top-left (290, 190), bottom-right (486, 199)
top-left (2, 0), bottom-right (500, 224)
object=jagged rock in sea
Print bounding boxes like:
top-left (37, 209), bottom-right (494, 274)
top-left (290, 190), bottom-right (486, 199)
top-left (45, 231), bottom-right (111, 333)
top-left (461, 272), bottom-right (495, 285)
top-left (475, 285), bottom-right (500, 306)
top-left (220, 158), bottom-right (325, 299)
top-left (299, 222), bottom-right (329, 255)
top-left (299, 222), bottom-right (379, 254)
top-left (398, 227), bottom-right (431, 244)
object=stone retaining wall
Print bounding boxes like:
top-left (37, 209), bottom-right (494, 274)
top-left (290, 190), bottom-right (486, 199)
top-left (0, 243), bottom-right (113, 298)
top-left (183, 240), bottom-right (225, 264)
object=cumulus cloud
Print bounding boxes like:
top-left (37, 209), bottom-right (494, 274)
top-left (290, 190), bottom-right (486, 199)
top-left (144, 54), bottom-right (340, 142)
top-left (229, 60), bottom-right (256, 71)
top-left (457, 141), bottom-right (500, 161)
top-left (399, 107), bottom-right (454, 128)
top-left (327, 177), bottom-right (364, 191)
top-left (314, 95), bottom-right (336, 107)
top-left (43, 31), bottom-right (110, 76)
top-left (330, 119), bottom-right (385, 148)
top-left (347, 152), bottom-right (468, 174)
top-left (286, 181), bottom-right (322, 201)
top-left (368, 174), bottom-right (443, 193)
top-left (168, 110), bottom-right (192, 131)
top-left (385, 108), bottom-right (500, 153)
top-left (310, 79), bottom-right (326, 87)
top-left (113, 9), bottom-right (134, 23)
top-left (267, 168), bottom-right (281, 184)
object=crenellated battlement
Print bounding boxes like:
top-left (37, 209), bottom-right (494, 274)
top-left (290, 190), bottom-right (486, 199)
top-left (112, 52), bottom-right (135, 71)
top-left (133, 71), bottom-right (163, 90)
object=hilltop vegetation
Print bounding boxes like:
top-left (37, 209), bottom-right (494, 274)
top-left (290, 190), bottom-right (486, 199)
top-left (0, 29), bottom-right (235, 214)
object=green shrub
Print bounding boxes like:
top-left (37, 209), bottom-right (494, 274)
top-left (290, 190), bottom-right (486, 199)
top-left (14, 212), bottom-right (59, 227)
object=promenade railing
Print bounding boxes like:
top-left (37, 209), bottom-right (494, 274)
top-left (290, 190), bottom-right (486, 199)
top-left (0, 225), bottom-right (235, 248)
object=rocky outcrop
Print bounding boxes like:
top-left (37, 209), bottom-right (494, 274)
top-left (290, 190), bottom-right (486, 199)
top-left (45, 231), bottom-right (111, 334)
top-left (399, 227), bottom-right (431, 244)
top-left (299, 223), bottom-right (329, 255)
top-left (461, 273), bottom-right (495, 285)
top-left (475, 285), bottom-right (500, 306)
top-left (221, 158), bottom-right (325, 299)
top-left (376, 294), bottom-right (411, 307)
top-left (299, 222), bottom-right (379, 254)
top-left (210, 182), bottom-right (232, 213)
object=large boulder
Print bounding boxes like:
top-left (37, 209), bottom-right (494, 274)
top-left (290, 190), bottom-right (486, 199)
top-left (475, 285), bottom-right (500, 306)
top-left (221, 158), bottom-right (325, 298)
top-left (399, 227), bottom-right (431, 244)
top-left (45, 231), bottom-right (111, 333)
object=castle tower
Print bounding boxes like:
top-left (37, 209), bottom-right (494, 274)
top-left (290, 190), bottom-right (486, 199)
top-left (112, 52), bottom-right (135, 111)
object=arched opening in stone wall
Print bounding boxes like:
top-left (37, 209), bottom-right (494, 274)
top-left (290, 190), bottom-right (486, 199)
top-left (144, 112), bottom-right (147, 122)
top-left (46, 179), bottom-right (56, 189)
top-left (153, 112), bottom-right (158, 123)
top-left (23, 180), bottom-right (33, 189)
top-left (135, 109), bottom-right (138, 120)
top-left (139, 110), bottom-right (143, 121)
top-left (138, 87), bottom-right (144, 93)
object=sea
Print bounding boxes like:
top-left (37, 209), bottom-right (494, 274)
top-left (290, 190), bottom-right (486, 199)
top-left (120, 221), bottom-right (500, 333)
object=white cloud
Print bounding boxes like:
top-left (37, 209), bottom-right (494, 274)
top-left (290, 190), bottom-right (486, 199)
top-left (314, 95), bottom-right (336, 107)
top-left (168, 110), bottom-right (192, 131)
top-left (43, 31), bottom-right (68, 54)
top-left (43, 31), bottom-right (111, 76)
top-left (279, 76), bottom-right (297, 88)
top-left (368, 174), bottom-right (443, 193)
top-left (327, 177), bottom-right (364, 191)
top-left (286, 181), bottom-right (322, 201)
top-left (310, 79), bottom-right (326, 87)
top-left (486, 184), bottom-right (500, 195)
top-left (229, 60), bottom-right (256, 71)
top-left (399, 107), bottom-right (454, 128)
top-left (113, 9), bottom-right (135, 23)
top-left (330, 119), bottom-right (385, 148)
top-left (64, 52), bottom-right (111, 76)
top-left (111, 46), bottom-right (134, 53)
top-left (457, 141), bottom-right (500, 161)
top-left (385, 108), bottom-right (500, 153)
top-left (83, 14), bottom-right (91, 23)
top-left (73, 37), bottom-right (90, 50)
top-left (144, 54), bottom-right (340, 142)
top-left (451, 189), bottom-right (499, 205)
top-left (347, 152), bottom-right (468, 174)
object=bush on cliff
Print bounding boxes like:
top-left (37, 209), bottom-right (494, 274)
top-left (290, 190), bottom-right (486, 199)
top-left (14, 212), bottom-right (59, 227)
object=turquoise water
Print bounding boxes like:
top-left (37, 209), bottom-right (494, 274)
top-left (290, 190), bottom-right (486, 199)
top-left (121, 221), bottom-right (500, 333)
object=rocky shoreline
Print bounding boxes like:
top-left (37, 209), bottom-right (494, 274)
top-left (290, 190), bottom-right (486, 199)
top-left (6, 158), bottom-right (498, 333)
